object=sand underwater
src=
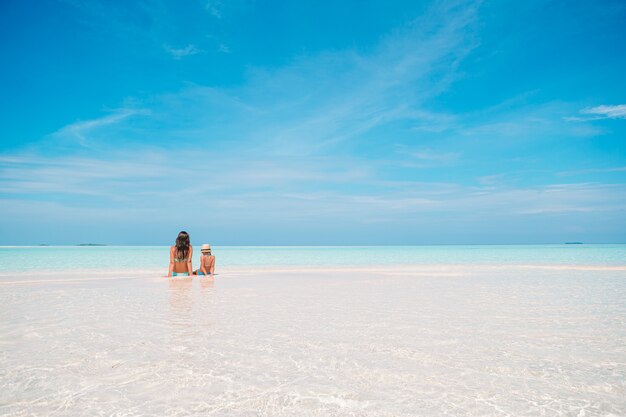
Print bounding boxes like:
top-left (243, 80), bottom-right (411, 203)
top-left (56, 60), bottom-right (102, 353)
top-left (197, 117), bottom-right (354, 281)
top-left (1, 246), bottom-right (625, 416)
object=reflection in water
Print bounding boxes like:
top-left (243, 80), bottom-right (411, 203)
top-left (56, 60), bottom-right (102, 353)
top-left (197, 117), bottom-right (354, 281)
top-left (167, 277), bottom-right (217, 357)
top-left (167, 277), bottom-right (216, 330)
top-left (168, 277), bottom-right (193, 322)
top-left (200, 276), bottom-right (215, 291)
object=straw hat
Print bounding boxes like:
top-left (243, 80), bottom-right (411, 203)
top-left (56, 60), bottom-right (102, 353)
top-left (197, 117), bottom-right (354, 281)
top-left (201, 244), bottom-right (211, 252)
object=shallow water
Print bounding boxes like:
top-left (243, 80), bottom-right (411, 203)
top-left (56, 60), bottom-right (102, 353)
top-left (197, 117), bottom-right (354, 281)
top-left (1, 244), bottom-right (625, 272)
top-left (1, 265), bottom-right (625, 416)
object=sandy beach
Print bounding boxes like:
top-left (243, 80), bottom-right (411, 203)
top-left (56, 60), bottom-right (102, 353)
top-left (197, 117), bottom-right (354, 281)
top-left (1, 264), bottom-right (625, 416)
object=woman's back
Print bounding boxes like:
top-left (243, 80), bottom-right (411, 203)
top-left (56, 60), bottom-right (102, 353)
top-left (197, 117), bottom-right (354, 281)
top-left (171, 245), bottom-right (193, 273)
top-left (172, 246), bottom-right (190, 262)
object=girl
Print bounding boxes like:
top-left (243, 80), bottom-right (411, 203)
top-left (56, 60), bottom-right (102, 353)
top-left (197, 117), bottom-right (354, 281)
top-left (195, 244), bottom-right (215, 276)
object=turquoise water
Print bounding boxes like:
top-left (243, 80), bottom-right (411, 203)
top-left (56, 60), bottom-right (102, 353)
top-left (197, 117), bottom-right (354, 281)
top-left (0, 245), bottom-right (624, 272)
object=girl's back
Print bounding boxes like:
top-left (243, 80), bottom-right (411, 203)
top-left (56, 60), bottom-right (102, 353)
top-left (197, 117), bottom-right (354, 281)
top-left (202, 254), bottom-right (215, 269)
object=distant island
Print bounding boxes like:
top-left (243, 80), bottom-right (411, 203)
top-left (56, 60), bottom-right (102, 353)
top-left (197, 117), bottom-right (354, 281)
top-left (565, 242), bottom-right (583, 244)
top-left (77, 243), bottom-right (107, 246)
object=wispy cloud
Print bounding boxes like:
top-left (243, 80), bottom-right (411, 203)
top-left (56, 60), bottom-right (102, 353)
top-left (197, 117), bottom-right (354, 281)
top-left (2, 147), bottom-right (624, 243)
top-left (163, 44), bottom-right (200, 59)
top-left (394, 145), bottom-right (460, 168)
top-left (0, 151), bottom-right (368, 199)
top-left (62, 0), bottom-right (234, 65)
top-left (218, 0), bottom-right (481, 155)
top-left (566, 104), bottom-right (626, 121)
top-left (458, 101), bottom-right (606, 139)
top-left (557, 166), bottom-right (626, 176)
top-left (2, 151), bottom-right (624, 213)
top-left (205, 0), bottom-right (222, 18)
top-left (46, 0), bottom-right (482, 158)
top-left (51, 108), bottom-right (150, 146)
top-left (476, 174), bottom-right (506, 186)
top-left (581, 104), bottom-right (626, 119)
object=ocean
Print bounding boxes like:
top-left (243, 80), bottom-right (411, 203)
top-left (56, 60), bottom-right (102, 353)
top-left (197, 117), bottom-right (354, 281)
top-left (1, 244), bottom-right (625, 273)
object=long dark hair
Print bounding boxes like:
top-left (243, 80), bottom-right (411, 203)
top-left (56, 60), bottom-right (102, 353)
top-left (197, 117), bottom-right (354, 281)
top-left (175, 231), bottom-right (190, 260)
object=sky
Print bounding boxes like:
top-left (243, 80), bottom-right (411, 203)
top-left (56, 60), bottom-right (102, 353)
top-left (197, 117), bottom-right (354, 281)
top-left (0, 0), bottom-right (625, 245)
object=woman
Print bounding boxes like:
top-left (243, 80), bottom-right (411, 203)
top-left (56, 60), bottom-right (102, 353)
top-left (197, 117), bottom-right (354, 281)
top-left (168, 231), bottom-right (193, 277)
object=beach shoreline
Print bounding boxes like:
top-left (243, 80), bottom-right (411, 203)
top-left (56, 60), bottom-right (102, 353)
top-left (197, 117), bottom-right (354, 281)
top-left (1, 262), bottom-right (625, 285)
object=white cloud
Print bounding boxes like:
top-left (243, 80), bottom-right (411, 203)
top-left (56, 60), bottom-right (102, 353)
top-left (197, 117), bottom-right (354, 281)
top-left (557, 166), bottom-right (626, 176)
top-left (0, 151), bottom-right (369, 199)
top-left (205, 0), bottom-right (222, 18)
top-left (476, 174), bottom-right (506, 186)
top-left (218, 0), bottom-right (481, 155)
top-left (394, 145), bottom-right (460, 168)
top-left (581, 104), bottom-right (626, 119)
top-left (163, 44), bottom-right (200, 59)
top-left (566, 104), bottom-right (626, 121)
top-left (453, 101), bottom-right (607, 139)
top-left (52, 108), bottom-right (150, 146)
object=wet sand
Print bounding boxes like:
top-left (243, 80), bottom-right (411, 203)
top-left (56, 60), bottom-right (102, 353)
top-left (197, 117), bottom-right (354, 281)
top-left (1, 265), bottom-right (625, 416)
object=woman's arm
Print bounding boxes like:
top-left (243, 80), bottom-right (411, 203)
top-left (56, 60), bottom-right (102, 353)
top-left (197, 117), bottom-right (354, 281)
top-left (167, 246), bottom-right (174, 277)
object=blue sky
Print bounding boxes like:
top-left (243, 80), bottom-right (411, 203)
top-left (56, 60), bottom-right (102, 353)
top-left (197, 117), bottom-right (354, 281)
top-left (1, 0), bottom-right (625, 245)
